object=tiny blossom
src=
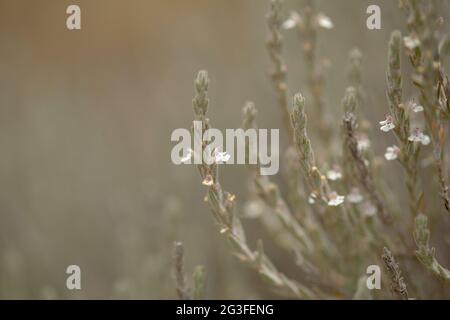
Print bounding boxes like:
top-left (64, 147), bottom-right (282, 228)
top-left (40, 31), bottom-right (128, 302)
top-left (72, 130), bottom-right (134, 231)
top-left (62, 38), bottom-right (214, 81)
top-left (347, 188), bottom-right (363, 204)
top-left (357, 134), bottom-right (371, 152)
top-left (308, 193), bottom-right (317, 204)
top-left (403, 35), bottom-right (421, 50)
top-left (379, 115), bottom-right (395, 132)
top-left (180, 149), bottom-right (193, 163)
top-left (321, 58), bottom-right (332, 69)
top-left (317, 12), bottom-right (334, 29)
top-left (282, 11), bottom-right (301, 30)
top-left (408, 128), bottom-right (431, 145)
top-left (326, 166), bottom-right (342, 181)
top-left (202, 174), bottom-right (214, 186)
top-left (360, 201), bottom-right (377, 217)
top-left (327, 191), bottom-right (345, 207)
top-left (364, 159), bottom-right (370, 167)
top-left (384, 145), bottom-right (400, 161)
top-left (213, 149), bottom-right (231, 163)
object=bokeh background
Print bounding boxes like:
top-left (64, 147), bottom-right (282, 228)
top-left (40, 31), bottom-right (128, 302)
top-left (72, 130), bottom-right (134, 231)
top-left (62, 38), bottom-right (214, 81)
top-left (0, 0), bottom-right (449, 299)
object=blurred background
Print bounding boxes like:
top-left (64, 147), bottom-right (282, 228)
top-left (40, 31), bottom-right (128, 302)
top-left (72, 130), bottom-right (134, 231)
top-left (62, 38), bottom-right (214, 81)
top-left (0, 0), bottom-right (448, 299)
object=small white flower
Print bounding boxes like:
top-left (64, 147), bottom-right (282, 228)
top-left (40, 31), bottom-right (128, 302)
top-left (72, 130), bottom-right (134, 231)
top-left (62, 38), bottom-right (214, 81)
top-left (243, 201), bottom-right (264, 219)
top-left (411, 102), bottom-right (424, 113)
top-left (308, 193), bottom-right (317, 204)
top-left (213, 149), bottom-right (231, 163)
top-left (327, 191), bottom-right (345, 206)
top-left (317, 12), bottom-right (334, 29)
top-left (180, 149), bottom-right (193, 163)
top-left (403, 35), bottom-right (421, 50)
top-left (384, 145), bottom-right (400, 161)
top-left (364, 159), bottom-right (370, 167)
top-left (220, 227), bottom-right (229, 234)
top-left (408, 128), bottom-right (431, 145)
top-left (379, 115), bottom-right (395, 132)
top-left (347, 188), bottom-right (363, 204)
top-left (357, 134), bottom-right (371, 152)
top-left (282, 11), bottom-right (301, 30)
top-left (360, 201), bottom-right (377, 217)
top-left (326, 166), bottom-right (342, 181)
top-left (202, 174), bottom-right (214, 186)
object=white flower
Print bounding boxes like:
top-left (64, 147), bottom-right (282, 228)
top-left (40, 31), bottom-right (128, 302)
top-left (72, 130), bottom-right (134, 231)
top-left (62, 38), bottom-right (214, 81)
top-left (327, 191), bottom-right (345, 206)
top-left (357, 134), bottom-right (371, 152)
top-left (379, 115), bottom-right (395, 132)
top-left (180, 149), bottom-right (193, 163)
top-left (384, 145), bottom-right (400, 161)
top-left (360, 201), bottom-right (377, 217)
top-left (317, 12), bottom-right (334, 29)
top-left (364, 159), bottom-right (370, 167)
top-left (403, 35), bottom-right (421, 50)
top-left (213, 149), bottom-right (231, 163)
top-left (326, 166), bottom-right (342, 181)
top-left (308, 193), bottom-right (317, 204)
top-left (411, 102), bottom-right (424, 113)
top-left (282, 11), bottom-right (301, 30)
top-left (202, 174), bottom-right (214, 186)
top-left (408, 128), bottom-right (431, 145)
top-left (220, 227), bottom-right (229, 234)
top-left (243, 201), bottom-right (264, 219)
top-left (347, 188), bottom-right (363, 204)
